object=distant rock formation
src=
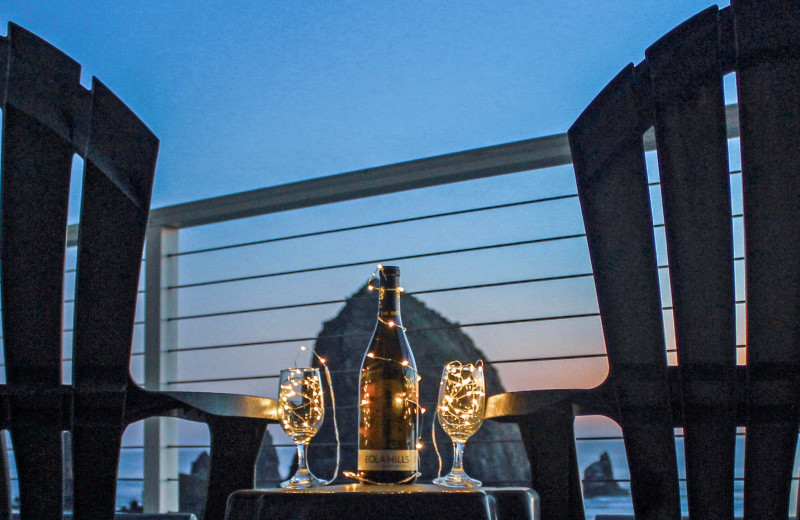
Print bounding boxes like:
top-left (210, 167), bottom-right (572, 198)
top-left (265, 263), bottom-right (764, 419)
top-left (179, 452), bottom-right (209, 517)
top-left (118, 499), bottom-right (144, 513)
top-left (582, 451), bottom-right (629, 498)
top-left (306, 284), bottom-right (530, 485)
top-left (179, 428), bottom-right (282, 517)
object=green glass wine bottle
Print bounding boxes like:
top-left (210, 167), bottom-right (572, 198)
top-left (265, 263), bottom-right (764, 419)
top-left (357, 266), bottom-right (419, 484)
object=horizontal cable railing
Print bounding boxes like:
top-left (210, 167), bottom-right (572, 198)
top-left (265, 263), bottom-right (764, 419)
top-left (166, 350), bottom-right (613, 385)
top-left (168, 211), bottom-right (735, 291)
top-left (170, 259), bottom-right (743, 322)
top-left (169, 170), bottom-right (742, 256)
top-left (169, 234), bottom-right (588, 290)
top-left (163, 178), bottom-right (744, 381)
top-left (166, 343), bottom-right (749, 386)
top-left (167, 293), bottom-right (746, 356)
top-left (171, 194), bottom-right (579, 258)
top-left (171, 273), bottom-right (594, 320)
top-left (169, 312), bottom-right (602, 354)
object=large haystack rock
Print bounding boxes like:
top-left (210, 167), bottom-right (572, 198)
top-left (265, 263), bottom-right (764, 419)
top-left (307, 285), bottom-right (530, 485)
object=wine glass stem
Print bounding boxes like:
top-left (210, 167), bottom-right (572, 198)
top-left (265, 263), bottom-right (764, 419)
top-left (296, 443), bottom-right (309, 474)
top-left (451, 441), bottom-right (466, 474)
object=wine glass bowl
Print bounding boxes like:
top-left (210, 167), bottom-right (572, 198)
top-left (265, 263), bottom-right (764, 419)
top-left (278, 367), bottom-right (328, 488)
top-left (433, 360), bottom-right (486, 488)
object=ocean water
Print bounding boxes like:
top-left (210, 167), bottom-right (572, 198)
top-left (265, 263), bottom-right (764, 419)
top-left (581, 482), bottom-right (746, 519)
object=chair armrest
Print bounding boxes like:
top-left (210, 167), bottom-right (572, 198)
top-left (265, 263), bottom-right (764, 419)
top-left (485, 385), bottom-right (616, 423)
top-left (160, 391), bottom-right (279, 421)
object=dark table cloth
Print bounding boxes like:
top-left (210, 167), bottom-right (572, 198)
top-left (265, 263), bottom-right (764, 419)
top-left (225, 484), bottom-right (538, 520)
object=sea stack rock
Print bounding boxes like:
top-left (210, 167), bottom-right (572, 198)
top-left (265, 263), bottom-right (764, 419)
top-left (582, 451), bottom-right (629, 497)
top-left (308, 284), bottom-right (530, 485)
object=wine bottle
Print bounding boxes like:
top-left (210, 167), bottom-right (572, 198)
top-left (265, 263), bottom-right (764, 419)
top-left (357, 265), bottom-right (419, 484)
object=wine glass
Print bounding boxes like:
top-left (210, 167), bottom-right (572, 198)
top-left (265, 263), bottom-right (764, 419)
top-left (278, 367), bottom-right (328, 488)
top-left (433, 360), bottom-right (486, 488)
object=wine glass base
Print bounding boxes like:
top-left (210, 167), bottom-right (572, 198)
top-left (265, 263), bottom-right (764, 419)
top-left (432, 472), bottom-right (482, 488)
top-left (280, 473), bottom-right (329, 489)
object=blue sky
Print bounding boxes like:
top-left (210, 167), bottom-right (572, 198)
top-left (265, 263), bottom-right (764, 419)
top-left (4, 1), bottom-right (728, 209)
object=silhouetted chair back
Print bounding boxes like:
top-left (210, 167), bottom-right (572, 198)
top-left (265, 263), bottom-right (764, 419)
top-left (486, 2), bottom-right (800, 518)
top-left (0, 23), bottom-right (277, 520)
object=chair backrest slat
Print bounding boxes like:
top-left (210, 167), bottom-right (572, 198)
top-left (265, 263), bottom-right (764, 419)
top-left (70, 79), bottom-right (158, 520)
top-left (570, 66), bottom-right (681, 520)
top-left (71, 80), bottom-right (158, 393)
top-left (0, 109), bottom-right (72, 388)
top-left (0, 25), bottom-right (80, 389)
top-left (731, 1), bottom-right (800, 517)
top-left (646, 8), bottom-right (738, 518)
top-left (0, 24), bottom-right (82, 520)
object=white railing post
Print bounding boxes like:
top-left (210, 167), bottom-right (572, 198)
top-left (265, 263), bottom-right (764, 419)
top-left (143, 225), bottom-right (179, 513)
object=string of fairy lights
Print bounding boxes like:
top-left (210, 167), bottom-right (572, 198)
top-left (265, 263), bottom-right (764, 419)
top-left (366, 263), bottom-right (408, 331)
top-left (278, 265), bottom-right (484, 486)
top-left (279, 346), bottom-right (341, 484)
top-left (345, 265), bottom-right (426, 484)
top-left (431, 360), bottom-right (486, 479)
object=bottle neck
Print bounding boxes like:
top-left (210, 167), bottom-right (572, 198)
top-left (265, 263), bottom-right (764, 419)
top-left (378, 287), bottom-right (401, 318)
top-left (378, 271), bottom-right (402, 321)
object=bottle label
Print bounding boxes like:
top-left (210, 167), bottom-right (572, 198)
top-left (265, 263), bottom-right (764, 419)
top-left (358, 449), bottom-right (417, 471)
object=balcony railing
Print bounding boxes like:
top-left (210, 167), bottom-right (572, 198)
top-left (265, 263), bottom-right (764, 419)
top-left (4, 104), bottom-right (768, 518)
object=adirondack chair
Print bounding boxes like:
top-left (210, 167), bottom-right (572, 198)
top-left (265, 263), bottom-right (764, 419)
top-left (486, 1), bottom-right (800, 519)
top-left (0, 23), bottom-right (278, 520)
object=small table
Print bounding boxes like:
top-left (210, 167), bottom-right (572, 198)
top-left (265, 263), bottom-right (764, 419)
top-left (226, 484), bottom-right (539, 520)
